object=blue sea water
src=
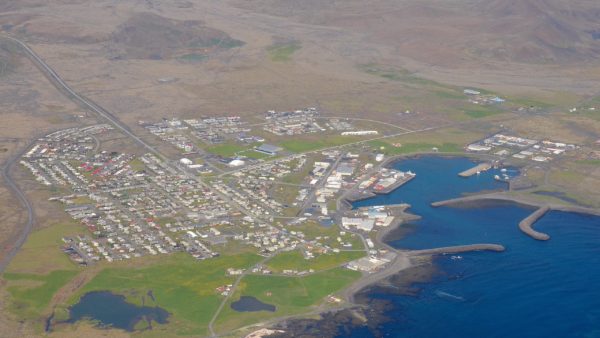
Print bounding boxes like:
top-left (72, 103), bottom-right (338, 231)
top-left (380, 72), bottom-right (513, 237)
top-left (349, 156), bottom-right (600, 338)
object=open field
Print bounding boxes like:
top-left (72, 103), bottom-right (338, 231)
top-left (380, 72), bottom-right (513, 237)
top-left (206, 142), bottom-right (252, 157)
top-left (5, 222), bottom-right (81, 274)
top-left (266, 250), bottom-right (365, 273)
top-left (4, 270), bottom-right (78, 319)
top-left (66, 253), bottom-right (262, 336)
top-left (279, 135), bottom-right (364, 153)
top-left (214, 268), bottom-right (360, 334)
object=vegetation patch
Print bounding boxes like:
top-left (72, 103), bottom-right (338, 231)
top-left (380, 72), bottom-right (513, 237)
top-left (280, 135), bottom-right (362, 153)
top-left (575, 159), bottom-right (600, 165)
top-left (178, 53), bottom-right (208, 62)
top-left (369, 140), bottom-right (461, 155)
top-left (463, 106), bottom-right (503, 118)
top-left (215, 268), bottom-right (360, 333)
top-left (6, 223), bottom-right (82, 274)
top-left (68, 253), bottom-right (261, 336)
top-left (4, 270), bottom-right (79, 319)
top-left (359, 63), bottom-right (456, 90)
top-left (266, 250), bottom-right (365, 273)
top-left (206, 143), bottom-right (250, 157)
top-left (267, 41), bottom-right (302, 62)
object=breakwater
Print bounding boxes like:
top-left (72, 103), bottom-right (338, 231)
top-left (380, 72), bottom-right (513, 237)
top-left (519, 207), bottom-right (551, 240)
top-left (407, 244), bottom-right (505, 256)
top-left (430, 192), bottom-right (600, 241)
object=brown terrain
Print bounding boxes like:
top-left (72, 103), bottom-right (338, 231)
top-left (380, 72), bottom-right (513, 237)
top-left (0, 0), bottom-right (599, 336)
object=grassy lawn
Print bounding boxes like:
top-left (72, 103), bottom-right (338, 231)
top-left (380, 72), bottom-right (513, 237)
top-left (3, 270), bottom-right (79, 319)
top-left (215, 268), bottom-right (360, 334)
top-left (369, 140), bottom-right (461, 155)
top-left (463, 105), bottom-right (504, 118)
top-left (6, 223), bottom-right (82, 274)
top-left (288, 221), bottom-right (361, 249)
top-left (267, 41), bottom-right (301, 62)
top-left (266, 250), bottom-right (365, 273)
top-left (576, 159), bottom-right (600, 165)
top-left (280, 135), bottom-right (362, 153)
top-left (0, 221), bottom-right (87, 328)
top-left (206, 142), bottom-right (250, 157)
top-left (129, 158), bottom-right (147, 171)
top-left (549, 169), bottom-right (585, 186)
top-left (281, 157), bottom-right (315, 185)
top-left (67, 253), bottom-right (262, 336)
top-left (238, 149), bottom-right (273, 160)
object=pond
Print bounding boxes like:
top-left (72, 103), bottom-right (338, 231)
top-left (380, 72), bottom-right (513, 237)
top-left (230, 296), bottom-right (276, 312)
top-left (66, 291), bottom-right (169, 331)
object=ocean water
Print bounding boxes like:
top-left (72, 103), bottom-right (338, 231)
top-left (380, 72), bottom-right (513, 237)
top-left (349, 156), bottom-right (600, 338)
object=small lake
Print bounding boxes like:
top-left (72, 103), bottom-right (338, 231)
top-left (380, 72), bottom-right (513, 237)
top-left (231, 296), bottom-right (276, 312)
top-left (66, 291), bottom-right (169, 331)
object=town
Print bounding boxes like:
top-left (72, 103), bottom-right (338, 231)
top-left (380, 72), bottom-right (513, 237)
top-left (19, 109), bottom-right (424, 276)
top-left (19, 107), bottom-right (585, 278)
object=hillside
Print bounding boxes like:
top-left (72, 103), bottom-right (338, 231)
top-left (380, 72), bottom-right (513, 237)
top-left (106, 12), bottom-right (244, 60)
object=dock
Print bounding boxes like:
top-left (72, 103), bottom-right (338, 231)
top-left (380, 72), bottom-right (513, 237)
top-left (372, 172), bottom-right (416, 194)
top-left (458, 163), bottom-right (492, 177)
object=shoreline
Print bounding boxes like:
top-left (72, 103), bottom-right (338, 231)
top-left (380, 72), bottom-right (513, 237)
top-left (337, 153), bottom-right (516, 304)
top-left (265, 153), bottom-right (600, 336)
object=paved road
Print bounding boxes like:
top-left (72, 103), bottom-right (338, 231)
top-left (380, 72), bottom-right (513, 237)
top-left (217, 125), bottom-right (443, 178)
top-left (0, 140), bottom-right (36, 272)
top-left (0, 35), bottom-right (166, 162)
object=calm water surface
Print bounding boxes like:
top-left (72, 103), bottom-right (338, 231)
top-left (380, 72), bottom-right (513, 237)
top-left (67, 291), bottom-right (169, 331)
top-left (231, 296), bottom-right (276, 312)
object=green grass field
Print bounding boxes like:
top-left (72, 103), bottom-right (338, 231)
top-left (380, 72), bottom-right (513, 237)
top-left (206, 143), bottom-right (250, 157)
top-left (576, 159), bottom-right (600, 165)
top-left (280, 135), bottom-right (362, 153)
top-left (6, 223), bottom-right (82, 274)
top-left (215, 267), bottom-right (360, 334)
top-left (463, 105), bottom-right (504, 118)
top-left (267, 41), bottom-right (302, 62)
top-left (68, 253), bottom-right (261, 336)
top-left (266, 250), bottom-right (365, 273)
top-left (3, 270), bottom-right (79, 319)
top-left (369, 140), bottom-right (462, 155)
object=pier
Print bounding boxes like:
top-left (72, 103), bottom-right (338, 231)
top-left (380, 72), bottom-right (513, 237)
top-left (372, 174), bottom-right (416, 194)
top-left (408, 244), bottom-right (505, 256)
top-left (519, 206), bottom-right (551, 240)
top-left (458, 163), bottom-right (491, 177)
